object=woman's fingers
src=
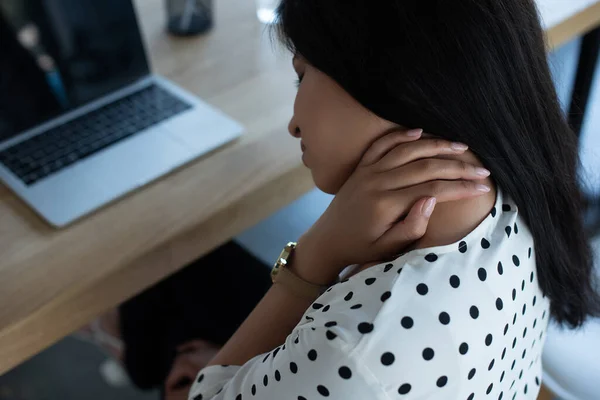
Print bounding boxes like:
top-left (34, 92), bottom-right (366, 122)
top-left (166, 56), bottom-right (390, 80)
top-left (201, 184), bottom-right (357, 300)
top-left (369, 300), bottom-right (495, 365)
top-left (380, 158), bottom-right (490, 190)
top-left (359, 128), bottom-right (423, 166)
top-left (376, 197), bottom-right (436, 249)
top-left (394, 180), bottom-right (491, 208)
top-left (376, 138), bottom-right (469, 171)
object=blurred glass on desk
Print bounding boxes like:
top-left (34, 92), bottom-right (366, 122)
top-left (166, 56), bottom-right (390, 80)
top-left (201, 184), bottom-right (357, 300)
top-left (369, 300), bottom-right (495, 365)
top-left (256, 0), bottom-right (279, 24)
top-left (166, 0), bottom-right (212, 36)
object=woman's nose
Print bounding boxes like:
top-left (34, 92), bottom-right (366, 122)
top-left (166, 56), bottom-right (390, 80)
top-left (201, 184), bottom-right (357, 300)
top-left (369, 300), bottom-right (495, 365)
top-left (288, 117), bottom-right (301, 138)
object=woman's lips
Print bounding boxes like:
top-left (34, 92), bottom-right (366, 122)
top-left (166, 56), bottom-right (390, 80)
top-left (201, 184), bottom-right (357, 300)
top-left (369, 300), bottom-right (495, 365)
top-left (300, 142), bottom-right (306, 152)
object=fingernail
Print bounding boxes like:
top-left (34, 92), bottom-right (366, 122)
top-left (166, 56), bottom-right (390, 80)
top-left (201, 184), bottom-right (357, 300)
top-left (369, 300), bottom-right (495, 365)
top-left (406, 129), bottom-right (423, 137)
top-left (422, 197), bottom-right (437, 217)
top-left (476, 184), bottom-right (491, 193)
top-left (476, 167), bottom-right (491, 177)
top-left (451, 142), bottom-right (469, 151)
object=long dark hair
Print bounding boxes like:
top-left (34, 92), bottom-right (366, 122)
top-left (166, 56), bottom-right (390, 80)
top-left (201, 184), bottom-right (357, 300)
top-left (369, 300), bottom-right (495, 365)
top-left (275, 0), bottom-right (599, 327)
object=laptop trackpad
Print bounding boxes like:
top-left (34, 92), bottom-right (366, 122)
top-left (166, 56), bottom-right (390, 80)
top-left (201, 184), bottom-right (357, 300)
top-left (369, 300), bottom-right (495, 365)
top-left (28, 126), bottom-right (192, 225)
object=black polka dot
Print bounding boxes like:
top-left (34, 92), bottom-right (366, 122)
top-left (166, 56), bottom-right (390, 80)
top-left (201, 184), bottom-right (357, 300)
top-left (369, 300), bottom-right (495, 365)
top-left (273, 347), bottom-right (281, 358)
top-left (312, 303), bottom-right (324, 310)
top-left (489, 359), bottom-right (495, 370)
top-left (478, 267), bottom-right (487, 281)
top-left (325, 321), bottom-right (337, 328)
top-left (500, 371), bottom-right (506, 382)
top-left (344, 292), bottom-right (353, 301)
top-left (523, 327), bottom-right (528, 338)
top-left (512, 337), bottom-right (517, 349)
top-left (305, 316), bottom-right (314, 322)
top-left (512, 289), bottom-right (517, 301)
top-left (251, 384), bottom-right (256, 395)
top-left (491, 207), bottom-right (497, 217)
top-left (236, 394), bottom-right (242, 400)
top-left (308, 350), bottom-right (317, 361)
top-left (275, 370), bottom-right (281, 381)
top-left (350, 304), bottom-right (362, 310)
top-left (522, 349), bottom-right (527, 359)
top-left (514, 223), bottom-right (519, 234)
top-left (263, 375), bottom-right (268, 387)
top-left (519, 370), bottom-right (524, 379)
top-left (470, 306), bottom-right (479, 319)
top-left (499, 392), bottom-right (504, 400)
top-left (459, 342), bottom-right (469, 355)
top-left (317, 385), bottom-right (329, 396)
top-left (503, 204), bottom-right (511, 212)
top-left (294, 337), bottom-right (299, 344)
top-left (528, 247), bottom-right (532, 258)
top-left (397, 267), bottom-right (403, 274)
top-left (384, 263), bottom-right (394, 272)
top-left (321, 305), bottom-right (330, 312)
top-left (535, 377), bottom-right (540, 386)
top-left (439, 312), bottom-right (451, 325)
top-left (298, 397), bottom-right (307, 400)
top-left (505, 226), bottom-right (512, 238)
top-left (510, 380), bottom-right (516, 389)
top-left (502, 347), bottom-right (507, 360)
top-left (530, 272), bottom-right (534, 283)
top-left (522, 304), bottom-right (527, 315)
top-left (197, 374), bottom-right (204, 383)
top-left (542, 310), bottom-right (547, 320)
top-left (398, 384), bottom-right (412, 395)
top-left (381, 352), bottom-right (395, 366)
top-left (381, 291), bottom-right (392, 302)
top-left (365, 277), bottom-right (376, 285)
top-left (290, 362), bottom-right (298, 373)
top-left (326, 330), bottom-right (337, 340)
top-left (513, 313), bottom-right (517, 325)
top-left (487, 383), bottom-right (494, 394)
top-left (338, 366), bottom-right (352, 379)
top-left (521, 280), bottom-right (525, 291)
top-left (194, 394), bottom-right (203, 400)
top-left (422, 348), bottom-right (435, 360)
top-left (416, 283), bottom-right (429, 295)
top-left (533, 319), bottom-right (538, 328)
top-left (511, 360), bottom-right (516, 370)
top-left (437, 376), bottom-right (448, 387)
top-left (425, 253), bottom-right (438, 262)
top-left (481, 238), bottom-right (491, 249)
top-left (358, 322), bottom-right (374, 334)
top-left (401, 317), bottom-right (414, 329)
top-left (504, 324), bottom-right (509, 336)
top-left (468, 393), bottom-right (475, 400)
top-left (498, 262), bottom-right (504, 275)
top-left (496, 298), bottom-right (504, 310)
top-left (468, 368), bottom-right (476, 380)
top-left (513, 255), bottom-right (520, 266)
top-left (450, 275), bottom-right (460, 288)
top-left (459, 241), bottom-right (468, 253)
top-left (485, 334), bottom-right (493, 346)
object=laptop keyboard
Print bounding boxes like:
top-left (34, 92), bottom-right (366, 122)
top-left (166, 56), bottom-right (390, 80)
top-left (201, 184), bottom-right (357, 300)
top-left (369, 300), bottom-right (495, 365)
top-left (0, 84), bottom-right (192, 186)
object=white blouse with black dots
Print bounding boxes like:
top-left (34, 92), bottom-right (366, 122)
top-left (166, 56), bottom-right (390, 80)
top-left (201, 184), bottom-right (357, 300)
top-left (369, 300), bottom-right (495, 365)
top-left (189, 190), bottom-right (550, 400)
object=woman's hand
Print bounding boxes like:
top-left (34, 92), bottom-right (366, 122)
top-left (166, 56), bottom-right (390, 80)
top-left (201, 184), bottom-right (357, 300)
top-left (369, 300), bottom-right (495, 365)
top-left (293, 129), bottom-right (491, 285)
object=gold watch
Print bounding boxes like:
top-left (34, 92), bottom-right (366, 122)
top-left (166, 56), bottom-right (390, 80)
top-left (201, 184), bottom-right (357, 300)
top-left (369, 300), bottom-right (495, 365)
top-left (271, 242), bottom-right (329, 300)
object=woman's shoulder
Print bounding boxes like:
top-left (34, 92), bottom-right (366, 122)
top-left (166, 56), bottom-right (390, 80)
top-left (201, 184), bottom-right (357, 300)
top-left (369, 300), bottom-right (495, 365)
top-left (296, 189), bottom-right (539, 345)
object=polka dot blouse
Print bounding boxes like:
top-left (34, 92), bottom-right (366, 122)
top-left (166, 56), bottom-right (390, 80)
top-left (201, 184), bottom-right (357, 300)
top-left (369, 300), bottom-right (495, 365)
top-left (189, 190), bottom-right (550, 400)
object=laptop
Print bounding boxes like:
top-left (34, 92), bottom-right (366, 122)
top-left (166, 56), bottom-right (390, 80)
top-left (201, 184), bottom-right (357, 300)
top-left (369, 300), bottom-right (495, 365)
top-left (0, 0), bottom-right (243, 227)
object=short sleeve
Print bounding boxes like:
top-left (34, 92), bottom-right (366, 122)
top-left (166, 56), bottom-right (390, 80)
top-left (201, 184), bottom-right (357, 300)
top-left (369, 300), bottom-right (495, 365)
top-left (188, 325), bottom-right (387, 400)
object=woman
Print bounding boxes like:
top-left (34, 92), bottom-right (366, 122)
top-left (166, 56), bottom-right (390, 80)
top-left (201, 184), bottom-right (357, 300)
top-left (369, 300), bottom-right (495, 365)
top-left (187, 0), bottom-right (600, 399)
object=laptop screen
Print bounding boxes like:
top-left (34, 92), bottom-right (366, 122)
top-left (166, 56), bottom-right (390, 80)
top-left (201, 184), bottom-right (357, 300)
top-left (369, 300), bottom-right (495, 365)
top-left (0, 0), bottom-right (150, 142)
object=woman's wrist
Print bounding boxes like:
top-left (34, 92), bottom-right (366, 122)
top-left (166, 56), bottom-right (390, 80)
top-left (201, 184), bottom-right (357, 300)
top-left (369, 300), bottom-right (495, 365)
top-left (289, 234), bottom-right (345, 287)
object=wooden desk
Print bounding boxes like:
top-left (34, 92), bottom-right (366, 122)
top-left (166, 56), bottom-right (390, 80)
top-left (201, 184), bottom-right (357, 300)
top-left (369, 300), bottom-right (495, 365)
top-left (1, 0), bottom-right (599, 376)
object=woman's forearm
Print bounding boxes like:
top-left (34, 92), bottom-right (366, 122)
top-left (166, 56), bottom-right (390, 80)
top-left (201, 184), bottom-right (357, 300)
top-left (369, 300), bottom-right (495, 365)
top-left (206, 239), bottom-right (335, 367)
top-left (205, 283), bottom-right (314, 367)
